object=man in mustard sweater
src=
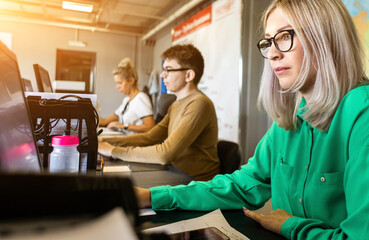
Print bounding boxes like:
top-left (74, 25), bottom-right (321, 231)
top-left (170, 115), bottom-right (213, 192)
top-left (98, 44), bottom-right (219, 181)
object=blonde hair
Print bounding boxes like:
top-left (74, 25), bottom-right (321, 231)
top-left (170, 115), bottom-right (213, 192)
top-left (112, 57), bottom-right (138, 85)
top-left (257, 0), bottom-right (368, 131)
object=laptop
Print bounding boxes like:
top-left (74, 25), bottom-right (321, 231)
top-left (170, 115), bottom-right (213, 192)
top-left (0, 44), bottom-right (41, 172)
top-left (0, 41), bottom-right (139, 231)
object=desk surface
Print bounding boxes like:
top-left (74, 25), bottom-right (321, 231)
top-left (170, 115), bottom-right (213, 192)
top-left (140, 209), bottom-right (287, 240)
top-left (99, 158), bottom-right (194, 188)
top-left (1, 158), bottom-right (284, 239)
top-left (98, 127), bottom-right (128, 137)
top-left (94, 158), bottom-right (286, 239)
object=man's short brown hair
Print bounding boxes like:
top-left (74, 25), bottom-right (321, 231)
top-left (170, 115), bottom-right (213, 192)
top-left (161, 44), bottom-right (204, 85)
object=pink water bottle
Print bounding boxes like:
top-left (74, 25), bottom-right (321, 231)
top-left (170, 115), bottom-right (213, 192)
top-left (49, 136), bottom-right (79, 173)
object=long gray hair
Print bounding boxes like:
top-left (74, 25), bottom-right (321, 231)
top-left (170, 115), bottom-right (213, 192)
top-left (257, 0), bottom-right (368, 131)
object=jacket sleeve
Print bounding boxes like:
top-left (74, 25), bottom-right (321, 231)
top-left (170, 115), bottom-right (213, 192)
top-left (150, 127), bottom-right (274, 210)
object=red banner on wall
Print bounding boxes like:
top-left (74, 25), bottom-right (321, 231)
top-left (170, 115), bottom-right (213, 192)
top-left (172, 5), bottom-right (212, 42)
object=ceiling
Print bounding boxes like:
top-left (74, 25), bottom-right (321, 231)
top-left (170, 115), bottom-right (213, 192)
top-left (0, 0), bottom-right (209, 39)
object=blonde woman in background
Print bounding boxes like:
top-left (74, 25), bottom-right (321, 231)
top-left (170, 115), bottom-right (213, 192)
top-left (99, 58), bottom-right (155, 133)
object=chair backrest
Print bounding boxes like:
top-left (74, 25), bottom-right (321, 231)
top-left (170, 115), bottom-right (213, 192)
top-left (217, 140), bottom-right (241, 174)
top-left (155, 93), bottom-right (176, 124)
top-left (142, 85), bottom-right (153, 106)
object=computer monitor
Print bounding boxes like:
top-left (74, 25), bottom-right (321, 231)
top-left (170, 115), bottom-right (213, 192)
top-left (22, 78), bottom-right (34, 92)
top-left (33, 63), bottom-right (53, 92)
top-left (0, 41), bottom-right (41, 172)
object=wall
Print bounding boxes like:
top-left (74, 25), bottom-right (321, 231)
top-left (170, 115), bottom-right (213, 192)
top-left (239, 0), bottom-right (271, 162)
top-left (0, 20), bottom-right (146, 118)
top-left (152, 32), bottom-right (172, 75)
top-left (149, 29), bottom-right (172, 97)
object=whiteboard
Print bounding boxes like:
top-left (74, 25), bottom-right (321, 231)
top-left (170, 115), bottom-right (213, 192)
top-left (173, 0), bottom-right (242, 143)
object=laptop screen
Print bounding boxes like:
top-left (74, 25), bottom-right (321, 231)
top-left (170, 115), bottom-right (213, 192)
top-left (0, 41), bottom-right (41, 172)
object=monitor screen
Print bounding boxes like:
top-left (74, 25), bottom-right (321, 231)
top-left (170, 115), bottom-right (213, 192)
top-left (33, 64), bottom-right (53, 92)
top-left (22, 78), bottom-right (34, 92)
top-left (0, 41), bottom-right (41, 172)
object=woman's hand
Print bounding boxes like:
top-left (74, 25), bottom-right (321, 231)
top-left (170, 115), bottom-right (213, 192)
top-left (134, 187), bottom-right (152, 208)
top-left (98, 142), bottom-right (114, 157)
top-left (243, 207), bottom-right (293, 234)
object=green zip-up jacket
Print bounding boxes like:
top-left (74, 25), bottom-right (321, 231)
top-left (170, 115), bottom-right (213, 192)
top-left (150, 85), bottom-right (369, 239)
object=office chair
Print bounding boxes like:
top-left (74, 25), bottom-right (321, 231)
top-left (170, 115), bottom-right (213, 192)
top-left (142, 85), bottom-right (153, 106)
top-left (217, 140), bottom-right (241, 174)
top-left (155, 93), bottom-right (177, 124)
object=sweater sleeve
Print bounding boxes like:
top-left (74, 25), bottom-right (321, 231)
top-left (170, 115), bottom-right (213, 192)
top-left (102, 115), bottom-right (169, 147)
top-left (111, 96), bottom-right (215, 165)
top-left (150, 129), bottom-right (274, 210)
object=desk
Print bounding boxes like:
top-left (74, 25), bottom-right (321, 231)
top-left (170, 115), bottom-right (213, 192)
top-left (99, 158), bottom-right (194, 188)
top-left (98, 127), bottom-right (131, 139)
top-left (140, 210), bottom-right (287, 240)
top-left (99, 159), bottom-right (286, 239)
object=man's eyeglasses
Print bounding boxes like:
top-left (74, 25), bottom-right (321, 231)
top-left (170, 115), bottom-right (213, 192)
top-left (162, 68), bottom-right (190, 77)
top-left (257, 29), bottom-right (295, 59)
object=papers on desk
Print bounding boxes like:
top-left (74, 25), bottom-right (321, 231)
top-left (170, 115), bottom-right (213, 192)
top-left (103, 165), bottom-right (131, 173)
top-left (139, 208), bottom-right (156, 216)
top-left (143, 209), bottom-right (249, 240)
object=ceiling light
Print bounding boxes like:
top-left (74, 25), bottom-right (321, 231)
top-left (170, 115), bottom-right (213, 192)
top-left (68, 29), bottom-right (87, 47)
top-left (62, 1), bottom-right (93, 13)
top-left (68, 40), bottom-right (87, 47)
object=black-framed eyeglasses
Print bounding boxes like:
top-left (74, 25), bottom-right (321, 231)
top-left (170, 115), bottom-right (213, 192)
top-left (162, 68), bottom-right (190, 77)
top-left (257, 29), bottom-right (295, 59)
